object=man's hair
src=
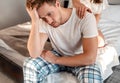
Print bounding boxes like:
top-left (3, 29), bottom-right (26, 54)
top-left (26, 0), bottom-right (56, 9)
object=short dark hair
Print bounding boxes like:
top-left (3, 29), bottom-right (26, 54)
top-left (26, 0), bottom-right (56, 9)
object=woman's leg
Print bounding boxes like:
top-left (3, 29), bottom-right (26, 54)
top-left (96, 44), bottom-right (119, 80)
top-left (23, 57), bottom-right (61, 83)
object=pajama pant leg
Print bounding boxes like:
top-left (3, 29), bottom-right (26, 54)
top-left (72, 64), bottom-right (103, 83)
top-left (23, 57), bottom-right (61, 83)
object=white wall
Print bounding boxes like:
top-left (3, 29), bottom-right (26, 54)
top-left (0, 0), bottom-right (30, 29)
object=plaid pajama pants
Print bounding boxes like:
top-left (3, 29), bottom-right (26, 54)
top-left (23, 51), bottom-right (103, 83)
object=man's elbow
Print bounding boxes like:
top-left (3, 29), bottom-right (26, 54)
top-left (85, 54), bottom-right (97, 65)
top-left (29, 52), bottom-right (40, 58)
top-left (88, 58), bottom-right (96, 65)
top-left (27, 47), bottom-right (42, 58)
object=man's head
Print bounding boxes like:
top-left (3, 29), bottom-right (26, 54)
top-left (26, 0), bottom-right (62, 27)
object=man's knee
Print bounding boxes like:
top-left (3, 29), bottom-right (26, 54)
top-left (76, 64), bottom-right (103, 82)
top-left (23, 57), bottom-right (43, 71)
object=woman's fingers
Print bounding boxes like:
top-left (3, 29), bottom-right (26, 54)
top-left (75, 3), bottom-right (92, 19)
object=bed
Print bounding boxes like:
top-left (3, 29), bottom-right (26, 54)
top-left (98, 5), bottom-right (120, 56)
top-left (0, 5), bottom-right (120, 83)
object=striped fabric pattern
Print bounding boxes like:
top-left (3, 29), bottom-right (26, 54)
top-left (98, 19), bottom-right (120, 55)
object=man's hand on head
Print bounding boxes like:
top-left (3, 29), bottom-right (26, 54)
top-left (26, 7), bottom-right (40, 23)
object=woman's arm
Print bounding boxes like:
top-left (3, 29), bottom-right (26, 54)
top-left (94, 14), bottom-right (101, 24)
top-left (94, 14), bottom-right (105, 47)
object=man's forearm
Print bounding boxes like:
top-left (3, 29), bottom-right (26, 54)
top-left (27, 22), bottom-right (43, 58)
top-left (55, 53), bottom-right (96, 67)
top-left (55, 37), bottom-right (98, 67)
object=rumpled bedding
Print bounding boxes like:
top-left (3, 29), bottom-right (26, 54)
top-left (0, 22), bottom-right (30, 67)
top-left (98, 5), bottom-right (120, 55)
top-left (105, 64), bottom-right (120, 83)
top-left (0, 22), bottom-right (52, 67)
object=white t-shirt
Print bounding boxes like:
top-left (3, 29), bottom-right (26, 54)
top-left (39, 8), bottom-right (98, 56)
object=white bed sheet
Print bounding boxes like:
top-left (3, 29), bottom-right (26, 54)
top-left (98, 5), bottom-right (120, 55)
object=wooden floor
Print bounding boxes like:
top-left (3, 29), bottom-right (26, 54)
top-left (0, 55), bottom-right (23, 83)
top-left (0, 71), bottom-right (15, 83)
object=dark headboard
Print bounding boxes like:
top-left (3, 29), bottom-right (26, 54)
top-left (108, 0), bottom-right (120, 5)
top-left (0, 0), bottom-right (30, 30)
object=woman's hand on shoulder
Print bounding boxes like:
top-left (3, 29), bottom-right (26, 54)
top-left (73, 1), bottom-right (92, 18)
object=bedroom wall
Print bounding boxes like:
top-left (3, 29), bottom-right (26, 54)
top-left (0, 0), bottom-right (30, 30)
top-left (108, 0), bottom-right (120, 5)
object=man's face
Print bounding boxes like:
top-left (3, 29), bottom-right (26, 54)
top-left (37, 2), bottom-right (62, 27)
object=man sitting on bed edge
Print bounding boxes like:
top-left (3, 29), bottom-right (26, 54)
top-left (23, 0), bottom-right (119, 83)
